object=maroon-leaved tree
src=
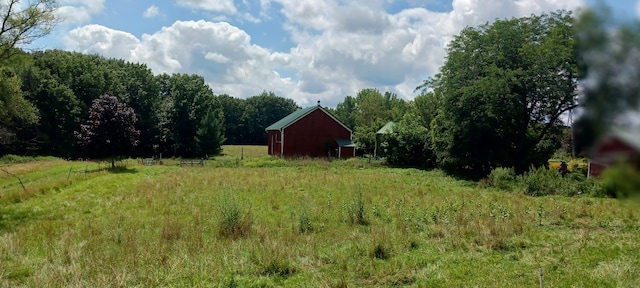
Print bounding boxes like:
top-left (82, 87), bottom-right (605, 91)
top-left (76, 95), bottom-right (140, 168)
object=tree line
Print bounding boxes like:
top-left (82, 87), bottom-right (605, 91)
top-left (331, 9), bottom-right (639, 177)
top-left (0, 49), bottom-right (301, 159)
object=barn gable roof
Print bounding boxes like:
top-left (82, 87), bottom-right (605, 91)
top-left (595, 128), bottom-right (640, 151)
top-left (265, 105), bottom-right (352, 133)
top-left (613, 129), bottom-right (640, 151)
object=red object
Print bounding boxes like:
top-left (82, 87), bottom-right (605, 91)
top-left (588, 131), bottom-right (640, 178)
top-left (266, 105), bottom-right (355, 158)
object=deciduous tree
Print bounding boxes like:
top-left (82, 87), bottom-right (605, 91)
top-left (0, 0), bottom-right (58, 62)
top-left (425, 11), bottom-right (577, 176)
top-left (76, 94), bottom-right (139, 168)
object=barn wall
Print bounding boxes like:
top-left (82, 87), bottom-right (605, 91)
top-left (267, 130), bottom-right (282, 156)
top-left (339, 147), bottom-right (355, 159)
top-left (283, 109), bottom-right (351, 158)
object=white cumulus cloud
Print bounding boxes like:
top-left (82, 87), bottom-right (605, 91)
top-left (64, 0), bottom-right (585, 107)
top-left (65, 20), bottom-right (294, 101)
top-left (57, 0), bottom-right (105, 24)
top-left (143, 5), bottom-right (160, 18)
top-left (176, 0), bottom-right (237, 14)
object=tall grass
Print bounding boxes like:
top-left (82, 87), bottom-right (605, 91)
top-left (0, 155), bottom-right (639, 287)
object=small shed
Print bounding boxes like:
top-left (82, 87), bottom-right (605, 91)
top-left (374, 121), bottom-right (396, 158)
top-left (588, 128), bottom-right (640, 178)
top-left (265, 103), bottom-right (355, 158)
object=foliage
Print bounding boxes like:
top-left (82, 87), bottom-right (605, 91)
top-left (486, 167), bottom-right (516, 190)
top-left (600, 161), bottom-right (640, 199)
top-left (352, 89), bottom-right (392, 150)
top-left (218, 92), bottom-right (298, 145)
top-left (0, 0), bottom-right (58, 62)
top-left (382, 113), bottom-right (436, 168)
top-left (0, 154), bottom-right (57, 164)
top-left (485, 165), bottom-right (600, 197)
top-left (0, 68), bottom-right (38, 150)
top-left (195, 103), bottom-right (225, 156)
top-left (519, 166), bottom-right (566, 196)
top-left (18, 64), bottom-right (81, 157)
top-left (157, 73), bottom-right (225, 157)
top-left (425, 11), bottom-right (577, 177)
top-left (217, 94), bottom-right (246, 144)
top-left (333, 95), bottom-right (357, 130)
top-left (75, 95), bottom-right (140, 168)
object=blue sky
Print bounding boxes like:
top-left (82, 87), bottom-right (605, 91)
top-left (28, 0), bottom-right (640, 107)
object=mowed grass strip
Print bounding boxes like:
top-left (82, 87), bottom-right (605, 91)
top-left (0, 154), bottom-right (639, 287)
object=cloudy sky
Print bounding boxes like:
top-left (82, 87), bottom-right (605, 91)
top-left (29, 0), bottom-right (639, 107)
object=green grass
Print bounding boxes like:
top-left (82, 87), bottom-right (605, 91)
top-left (0, 147), bottom-right (639, 287)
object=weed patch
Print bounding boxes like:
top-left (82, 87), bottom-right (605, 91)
top-left (217, 196), bottom-right (253, 239)
top-left (344, 191), bottom-right (368, 225)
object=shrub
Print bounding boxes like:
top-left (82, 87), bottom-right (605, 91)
top-left (382, 113), bottom-right (436, 168)
top-left (600, 162), bottom-right (640, 198)
top-left (517, 165), bottom-right (601, 197)
top-left (0, 155), bottom-right (59, 164)
top-left (519, 166), bottom-right (562, 196)
top-left (218, 197), bottom-right (253, 239)
top-left (486, 167), bottom-right (516, 191)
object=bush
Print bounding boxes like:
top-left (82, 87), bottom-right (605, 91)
top-left (486, 167), bottom-right (516, 191)
top-left (600, 162), bottom-right (640, 198)
top-left (382, 113), bottom-right (436, 168)
top-left (517, 165), bottom-right (601, 197)
top-left (0, 155), bottom-right (59, 164)
top-left (519, 166), bottom-right (562, 196)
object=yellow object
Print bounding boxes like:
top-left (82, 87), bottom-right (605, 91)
top-left (548, 159), bottom-right (588, 172)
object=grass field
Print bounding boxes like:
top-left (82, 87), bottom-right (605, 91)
top-left (1, 146), bottom-right (639, 287)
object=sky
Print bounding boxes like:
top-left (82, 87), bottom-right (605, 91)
top-left (26, 0), bottom-right (640, 108)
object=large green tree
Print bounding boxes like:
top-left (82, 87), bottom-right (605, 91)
top-left (352, 88), bottom-right (391, 150)
top-left (18, 65), bottom-right (80, 156)
top-left (218, 94), bottom-right (246, 145)
top-left (157, 73), bottom-right (225, 157)
top-left (241, 91), bottom-right (298, 145)
top-left (333, 95), bottom-right (357, 130)
top-left (425, 11), bottom-right (577, 176)
top-left (0, 68), bottom-right (38, 152)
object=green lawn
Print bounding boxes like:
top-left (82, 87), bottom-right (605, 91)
top-left (1, 148), bottom-right (639, 287)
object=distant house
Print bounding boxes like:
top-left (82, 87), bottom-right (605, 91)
top-left (588, 128), bottom-right (640, 178)
top-left (265, 103), bottom-right (355, 158)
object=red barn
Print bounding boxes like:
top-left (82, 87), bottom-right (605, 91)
top-left (265, 104), bottom-right (355, 158)
top-left (588, 129), bottom-right (640, 178)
